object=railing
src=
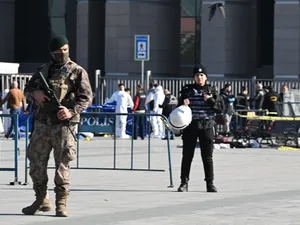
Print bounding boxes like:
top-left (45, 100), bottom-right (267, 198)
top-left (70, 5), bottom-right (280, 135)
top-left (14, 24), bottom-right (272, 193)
top-left (94, 71), bottom-right (300, 105)
top-left (0, 113), bottom-right (21, 185)
top-left (23, 112), bottom-right (174, 188)
top-left (1, 72), bottom-right (300, 106)
top-left (0, 73), bottom-right (32, 93)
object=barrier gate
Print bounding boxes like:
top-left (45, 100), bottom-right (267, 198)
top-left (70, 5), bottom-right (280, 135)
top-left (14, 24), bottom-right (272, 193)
top-left (24, 112), bottom-right (174, 188)
top-left (0, 113), bottom-right (21, 185)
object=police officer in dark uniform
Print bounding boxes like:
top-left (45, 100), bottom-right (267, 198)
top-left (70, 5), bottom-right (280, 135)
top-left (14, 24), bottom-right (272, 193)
top-left (262, 86), bottom-right (282, 116)
top-left (133, 84), bottom-right (146, 139)
top-left (234, 86), bottom-right (250, 127)
top-left (177, 65), bottom-right (222, 192)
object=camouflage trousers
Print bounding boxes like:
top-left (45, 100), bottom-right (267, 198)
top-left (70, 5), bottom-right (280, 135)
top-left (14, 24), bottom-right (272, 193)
top-left (27, 120), bottom-right (76, 192)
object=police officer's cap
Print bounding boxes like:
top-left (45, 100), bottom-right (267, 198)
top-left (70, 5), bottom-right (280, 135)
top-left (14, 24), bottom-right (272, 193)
top-left (48, 35), bottom-right (69, 52)
top-left (193, 64), bottom-right (207, 77)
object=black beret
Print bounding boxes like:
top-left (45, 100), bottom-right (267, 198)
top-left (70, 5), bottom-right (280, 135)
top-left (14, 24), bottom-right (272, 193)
top-left (48, 35), bottom-right (69, 52)
top-left (193, 64), bottom-right (207, 76)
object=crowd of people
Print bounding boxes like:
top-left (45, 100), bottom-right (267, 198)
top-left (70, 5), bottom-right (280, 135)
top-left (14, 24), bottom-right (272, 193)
top-left (103, 81), bottom-right (293, 140)
top-left (216, 83), bottom-right (293, 136)
top-left (105, 82), bottom-right (178, 140)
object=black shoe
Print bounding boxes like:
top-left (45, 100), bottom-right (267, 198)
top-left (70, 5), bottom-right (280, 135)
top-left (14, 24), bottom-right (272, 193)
top-left (177, 183), bottom-right (188, 192)
top-left (206, 184), bottom-right (217, 192)
top-left (170, 136), bottom-right (174, 140)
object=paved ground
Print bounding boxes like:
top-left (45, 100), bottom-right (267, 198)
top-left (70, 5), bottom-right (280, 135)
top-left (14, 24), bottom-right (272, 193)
top-left (0, 136), bottom-right (300, 225)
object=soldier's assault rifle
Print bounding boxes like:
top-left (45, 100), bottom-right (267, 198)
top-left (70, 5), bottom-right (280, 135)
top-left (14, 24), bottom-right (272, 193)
top-left (37, 71), bottom-right (78, 142)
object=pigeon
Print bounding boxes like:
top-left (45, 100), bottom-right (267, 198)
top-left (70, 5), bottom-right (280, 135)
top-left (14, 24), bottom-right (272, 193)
top-left (208, 3), bottom-right (226, 21)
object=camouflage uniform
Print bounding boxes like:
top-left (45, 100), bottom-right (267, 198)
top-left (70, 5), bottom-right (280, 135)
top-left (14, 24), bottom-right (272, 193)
top-left (22, 59), bottom-right (92, 216)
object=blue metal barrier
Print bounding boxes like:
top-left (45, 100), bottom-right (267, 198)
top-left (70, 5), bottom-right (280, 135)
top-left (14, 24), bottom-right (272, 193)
top-left (77, 112), bottom-right (174, 188)
top-left (23, 112), bottom-right (174, 188)
top-left (23, 114), bottom-right (32, 185)
top-left (0, 113), bottom-right (21, 185)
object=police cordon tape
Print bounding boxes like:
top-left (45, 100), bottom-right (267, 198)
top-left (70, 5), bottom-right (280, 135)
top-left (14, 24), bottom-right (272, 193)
top-left (277, 146), bottom-right (300, 151)
top-left (235, 112), bottom-right (300, 121)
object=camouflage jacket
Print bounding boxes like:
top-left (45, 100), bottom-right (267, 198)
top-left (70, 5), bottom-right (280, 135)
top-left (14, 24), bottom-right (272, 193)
top-left (24, 60), bottom-right (93, 125)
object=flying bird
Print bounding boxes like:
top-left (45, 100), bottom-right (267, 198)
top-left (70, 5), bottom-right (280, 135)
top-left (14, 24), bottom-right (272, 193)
top-left (208, 3), bottom-right (226, 21)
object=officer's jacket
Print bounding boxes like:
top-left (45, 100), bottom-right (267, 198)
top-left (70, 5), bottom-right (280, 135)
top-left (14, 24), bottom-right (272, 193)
top-left (24, 60), bottom-right (93, 125)
top-left (133, 90), bottom-right (146, 112)
top-left (178, 83), bottom-right (222, 121)
top-left (235, 93), bottom-right (250, 109)
top-left (262, 91), bottom-right (281, 114)
top-left (254, 89), bottom-right (265, 110)
top-left (221, 90), bottom-right (235, 115)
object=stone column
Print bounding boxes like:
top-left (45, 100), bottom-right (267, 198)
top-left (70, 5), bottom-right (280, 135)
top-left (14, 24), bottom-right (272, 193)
top-left (201, 0), bottom-right (226, 76)
top-left (0, 0), bottom-right (15, 61)
top-left (273, 0), bottom-right (300, 77)
top-left (201, 0), bottom-right (257, 77)
top-left (76, 0), bottom-right (89, 70)
top-left (76, 0), bottom-right (105, 89)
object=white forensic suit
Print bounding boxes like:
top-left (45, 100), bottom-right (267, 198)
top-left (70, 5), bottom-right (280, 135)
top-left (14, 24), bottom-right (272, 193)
top-left (106, 90), bottom-right (134, 138)
top-left (145, 87), bottom-right (156, 136)
top-left (151, 85), bottom-right (165, 138)
top-left (1, 89), bottom-right (11, 133)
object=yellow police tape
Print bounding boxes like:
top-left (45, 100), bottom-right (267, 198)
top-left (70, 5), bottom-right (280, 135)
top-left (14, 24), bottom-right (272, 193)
top-left (235, 113), bottom-right (300, 121)
top-left (161, 117), bottom-right (170, 129)
top-left (277, 146), bottom-right (300, 151)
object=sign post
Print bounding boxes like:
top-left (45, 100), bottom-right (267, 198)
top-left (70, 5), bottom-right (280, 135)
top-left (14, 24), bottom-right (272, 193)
top-left (134, 35), bottom-right (150, 84)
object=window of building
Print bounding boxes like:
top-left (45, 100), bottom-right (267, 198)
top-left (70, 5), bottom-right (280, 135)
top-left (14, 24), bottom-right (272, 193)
top-left (180, 0), bottom-right (201, 76)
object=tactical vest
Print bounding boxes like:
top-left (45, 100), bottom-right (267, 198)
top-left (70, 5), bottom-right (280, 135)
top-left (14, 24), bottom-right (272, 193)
top-left (135, 91), bottom-right (146, 111)
top-left (180, 83), bottom-right (216, 121)
top-left (36, 60), bottom-right (78, 124)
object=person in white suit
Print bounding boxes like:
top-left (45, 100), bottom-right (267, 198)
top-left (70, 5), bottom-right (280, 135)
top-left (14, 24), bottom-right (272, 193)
top-left (152, 84), bottom-right (165, 138)
top-left (105, 83), bottom-right (134, 138)
top-left (145, 83), bottom-right (157, 136)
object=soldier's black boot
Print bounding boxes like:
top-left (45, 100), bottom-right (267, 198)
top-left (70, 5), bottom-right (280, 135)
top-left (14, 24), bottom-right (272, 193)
top-left (177, 178), bottom-right (189, 192)
top-left (206, 179), bottom-right (217, 192)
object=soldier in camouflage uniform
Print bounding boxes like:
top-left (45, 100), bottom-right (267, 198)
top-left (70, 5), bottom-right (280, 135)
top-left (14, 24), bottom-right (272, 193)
top-left (22, 35), bottom-right (92, 217)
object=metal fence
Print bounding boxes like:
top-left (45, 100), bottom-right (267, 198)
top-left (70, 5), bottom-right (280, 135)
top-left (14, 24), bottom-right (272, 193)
top-left (23, 112), bottom-right (174, 187)
top-left (0, 74), bottom-right (32, 93)
top-left (0, 114), bottom-right (21, 185)
top-left (1, 72), bottom-right (300, 106)
top-left (95, 72), bottom-right (300, 105)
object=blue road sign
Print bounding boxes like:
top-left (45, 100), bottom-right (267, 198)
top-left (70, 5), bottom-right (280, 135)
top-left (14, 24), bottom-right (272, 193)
top-left (134, 35), bottom-right (150, 61)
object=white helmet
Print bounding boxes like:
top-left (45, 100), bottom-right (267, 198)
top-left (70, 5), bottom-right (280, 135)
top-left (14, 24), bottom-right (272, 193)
top-left (168, 105), bottom-right (192, 135)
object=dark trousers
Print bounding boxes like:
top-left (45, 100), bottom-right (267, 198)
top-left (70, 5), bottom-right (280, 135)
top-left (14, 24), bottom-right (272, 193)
top-left (133, 112), bottom-right (145, 139)
top-left (180, 121), bottom-right (215, 183)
